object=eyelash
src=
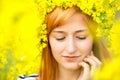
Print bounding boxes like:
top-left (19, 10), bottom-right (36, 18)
top-left (56, 36), bottom-right (86, 41)
top-left (76, 36), bottom-right (86, 40)
top-left (56, 37), bottom-right (65, 40)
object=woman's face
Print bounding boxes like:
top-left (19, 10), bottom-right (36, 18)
top-left (49, 13), bottom-right (93, 70)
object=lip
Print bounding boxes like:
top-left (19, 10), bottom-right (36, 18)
top-left (62, 56), bottom-right (80, 61)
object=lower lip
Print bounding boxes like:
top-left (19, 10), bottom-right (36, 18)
top-left (63, 56), bottom-right (79, 61)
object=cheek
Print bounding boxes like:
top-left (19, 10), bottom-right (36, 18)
top-left (49, 39), bottom-right (65, 55)
top-left (49, 39), bottom-right (65, 62)
top-left (77, 39), bottom-right (93, 54)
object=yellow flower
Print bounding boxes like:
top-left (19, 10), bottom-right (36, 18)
top-left (109, 19), bottom-right (120, 57)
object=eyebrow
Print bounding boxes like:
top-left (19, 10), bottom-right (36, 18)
top-left (52, 31), bottom-right (65, 33)
top-left (75, 30), bottom-right (88, 33)
top-left (52, 29), bottom-right (88, 33)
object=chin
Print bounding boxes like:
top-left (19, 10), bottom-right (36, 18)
top-left (63, 63), bottom-right (81, 70)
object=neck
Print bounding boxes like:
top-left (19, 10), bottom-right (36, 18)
top-left (58, 66), bottom-right (81, 80)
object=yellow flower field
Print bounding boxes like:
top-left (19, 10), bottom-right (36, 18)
top-left (0, 0), bottom-right (120, 80)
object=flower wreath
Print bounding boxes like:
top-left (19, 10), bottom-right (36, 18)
top-left (36, 0), bottom-right (120, 51)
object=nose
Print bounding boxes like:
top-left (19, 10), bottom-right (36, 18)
top-left (66, 37), bottom-right (77, 53)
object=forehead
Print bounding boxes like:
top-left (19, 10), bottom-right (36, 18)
top-left (52, 13), bottom-right (89, 32)
top-left (52, 25), bottom-right (88, 33)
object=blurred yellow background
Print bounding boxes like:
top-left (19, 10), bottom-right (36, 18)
top-left (0, 0), bottom-right (120, 80)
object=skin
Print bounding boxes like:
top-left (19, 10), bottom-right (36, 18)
top-left (49, 13), bottom-right (102, 80)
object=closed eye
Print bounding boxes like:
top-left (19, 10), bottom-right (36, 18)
top-left (76, 36), bottom-right (86, 40)
top-left (56, 37), bottom-right (65, 40)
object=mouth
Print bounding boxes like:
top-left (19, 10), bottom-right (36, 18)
top-left (62, 56), bottom-right (80, 61)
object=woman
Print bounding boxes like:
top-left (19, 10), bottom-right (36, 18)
top-left (38, 6), bottom-right (111, 80)
top-left (18, 6), bottom-right (111, 80)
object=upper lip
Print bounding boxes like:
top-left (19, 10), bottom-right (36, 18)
top-left (62, 56), bottom-right (80, 58)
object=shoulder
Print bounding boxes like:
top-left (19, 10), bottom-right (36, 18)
top-left (17, 73), bottom-right (39, 80)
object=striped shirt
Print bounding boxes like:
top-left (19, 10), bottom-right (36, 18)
top-left (17, 73), bottom-right (38, 80)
